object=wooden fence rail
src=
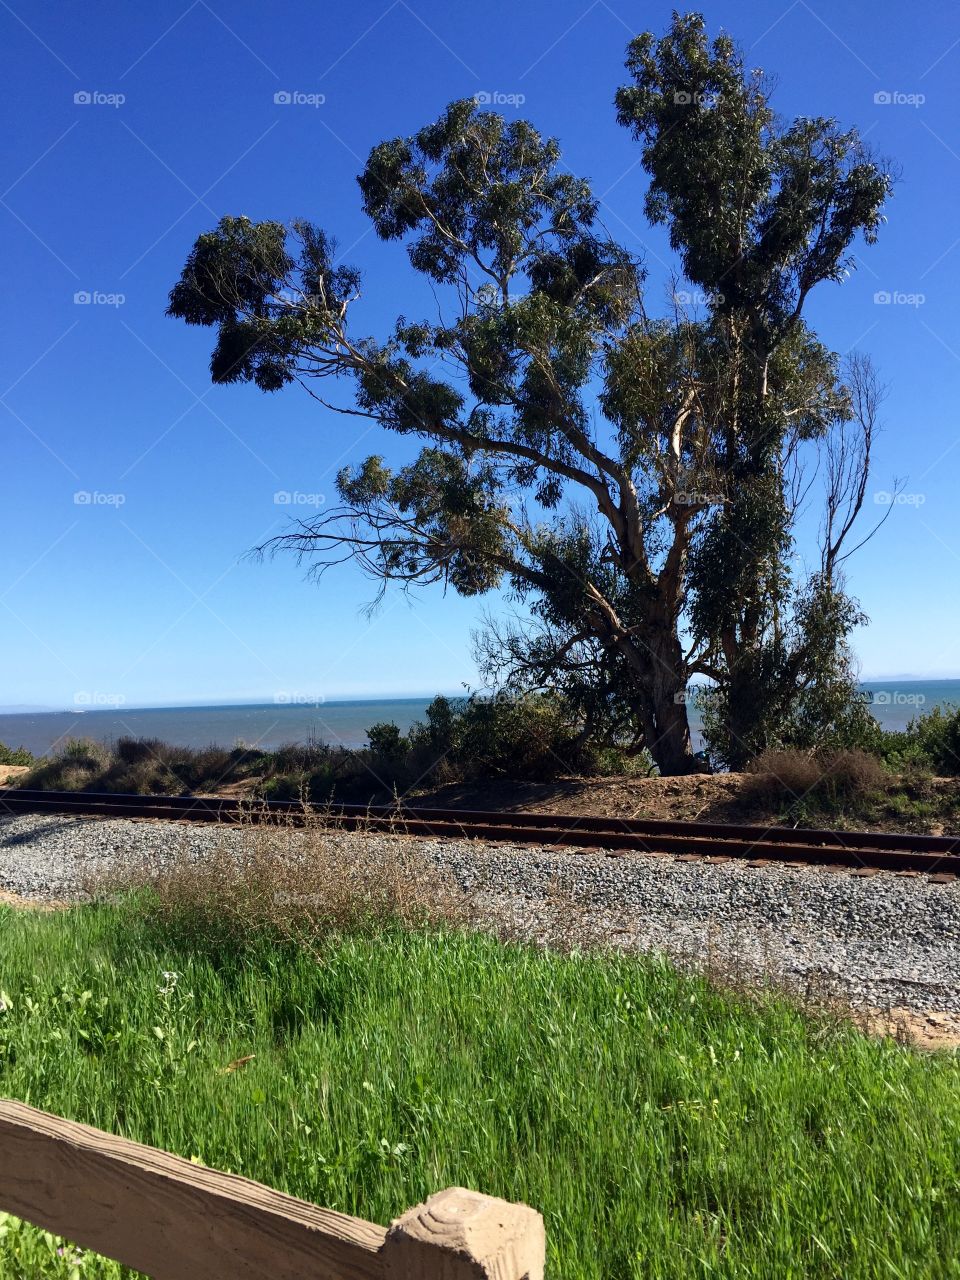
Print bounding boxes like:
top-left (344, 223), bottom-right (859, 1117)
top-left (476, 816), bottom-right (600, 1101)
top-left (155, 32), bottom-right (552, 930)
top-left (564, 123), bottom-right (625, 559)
top-left (0, 1099), bottom-right (545, 1279)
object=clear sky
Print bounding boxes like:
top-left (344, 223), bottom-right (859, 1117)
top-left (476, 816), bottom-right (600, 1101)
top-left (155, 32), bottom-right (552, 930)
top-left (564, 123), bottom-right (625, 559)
top-left (2, 0), bottom-right (958, 709)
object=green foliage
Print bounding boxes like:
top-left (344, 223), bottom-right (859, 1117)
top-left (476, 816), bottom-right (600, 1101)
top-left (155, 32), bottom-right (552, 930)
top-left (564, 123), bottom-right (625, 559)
top-left (408, 692), bottom-right (592, 780)
top-left (366, 721), bottom-right (409, 761)
top-left (15, 695), bottom-right (624, 805)
top-left (869, 705), bottom-right (960, 777)
top-left (3, 905), bottom-right (960, 1278)
top-left (697, 577), bottom-right (874, 769)
top-left (615, 14), bottom-right (889, 327)
top-left (364, 693), bottom-right (620, 788)
top-left (359, 101), bottom-right (600, 286)
top-left (24, 737), bottom-right (268, 796)
top-left (0, 741), bottom-right (33, 767)
top-left (167, 215), bottom-right (361, 391)
top-left (168, 15), bottom-right (892, 776)
top-left (907, 706), bottom-right (960, 775)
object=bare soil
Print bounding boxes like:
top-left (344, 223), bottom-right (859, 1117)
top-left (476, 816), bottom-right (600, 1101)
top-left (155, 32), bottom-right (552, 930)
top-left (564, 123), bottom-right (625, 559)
top-left (413, 772), bottom-right (762, 822)
top-left (412, 771), bottom-right (960, 834)
top-left (0, 886), bottom-right (65, 911)
top-left (0, 765), bottom-right (31, 786)
top-left (862, 1007), bottom-right (960, 1052)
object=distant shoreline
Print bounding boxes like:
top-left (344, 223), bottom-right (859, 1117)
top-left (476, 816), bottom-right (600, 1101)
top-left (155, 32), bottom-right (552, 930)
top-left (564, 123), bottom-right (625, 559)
top-left (2, 681), bottom-right (959, 758)
top-left (3, 678), bottom-right (958, 719)
top-left (0, 695), bottom-right (459, 717)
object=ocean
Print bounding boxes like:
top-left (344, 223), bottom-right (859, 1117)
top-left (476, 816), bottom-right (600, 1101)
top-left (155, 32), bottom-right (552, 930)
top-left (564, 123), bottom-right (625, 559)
top-left (1, 681), bottom-right (958, 760)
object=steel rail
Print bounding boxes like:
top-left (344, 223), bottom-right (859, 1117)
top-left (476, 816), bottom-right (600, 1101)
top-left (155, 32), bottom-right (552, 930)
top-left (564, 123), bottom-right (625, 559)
top-left (1, 788), bottom-right (958, 875)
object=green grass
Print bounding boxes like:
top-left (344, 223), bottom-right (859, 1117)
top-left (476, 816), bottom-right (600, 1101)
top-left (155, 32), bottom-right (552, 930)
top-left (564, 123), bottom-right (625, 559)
top-left (1, 905), bottom-right (959, 1278)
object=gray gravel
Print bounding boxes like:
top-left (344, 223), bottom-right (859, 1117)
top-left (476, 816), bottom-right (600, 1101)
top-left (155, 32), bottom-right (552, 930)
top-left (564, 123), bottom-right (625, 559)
top-left (2, 812), bottom-right (959, 1014)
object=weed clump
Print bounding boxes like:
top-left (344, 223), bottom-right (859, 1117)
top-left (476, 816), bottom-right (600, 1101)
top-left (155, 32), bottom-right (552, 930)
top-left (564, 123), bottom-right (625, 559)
top-left (97, 811), bottom-right (468, 952)
top-left (746, 747), bottom-right (888, 806)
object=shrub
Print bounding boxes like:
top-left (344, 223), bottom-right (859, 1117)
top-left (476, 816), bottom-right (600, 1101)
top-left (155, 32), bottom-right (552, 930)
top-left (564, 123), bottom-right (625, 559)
top-left (0, 741), bottom-right (33, 767)
top-left (745, 748), bottom-right (823, 798)
top-left (404, 692), bottom-right (613, 783)
top-left (746, 747), bottom-right (888, 806)
top-left (271, 741), bottom-right (331, 773)
top-left (907, 705), bottom-right (960, 775)
top-left (100, 812), bottom-right (467, 951)
top-left (819, 748), bottom-right (889, 799)
top-left (114, 736), bottom-right (164, 765)
top-left (864, 704), bottom-right (960, 777)
top-left (32, 738), bottom-right (113, 784)
top-left (366, 721), bottom-right (409, 761)
top-left (17, 689), bottom-right (633, 804)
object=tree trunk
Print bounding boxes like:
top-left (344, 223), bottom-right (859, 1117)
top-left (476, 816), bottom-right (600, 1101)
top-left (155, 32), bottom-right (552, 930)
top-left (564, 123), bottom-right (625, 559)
top-left (646, 684), bottom-right (698, 775)
top-left (640, 627), bottom-right (699, 776)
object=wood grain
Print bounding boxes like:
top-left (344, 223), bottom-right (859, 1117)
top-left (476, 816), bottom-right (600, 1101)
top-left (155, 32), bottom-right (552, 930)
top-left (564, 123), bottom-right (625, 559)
top-left (0, 1099), bottom-right (387, 1279)
top-left (384, 1187), bottom-right (545, 1279)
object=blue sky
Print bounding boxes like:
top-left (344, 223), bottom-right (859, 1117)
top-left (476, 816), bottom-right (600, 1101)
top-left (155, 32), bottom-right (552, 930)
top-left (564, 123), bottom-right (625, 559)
top-left (2, 0), bottom-right (959, 709)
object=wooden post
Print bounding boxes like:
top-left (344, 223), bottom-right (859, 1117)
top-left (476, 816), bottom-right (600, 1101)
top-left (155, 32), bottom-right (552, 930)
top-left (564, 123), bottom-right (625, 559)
top-left (0, 1100), bottom-right (546, 1280)
top-left (382, 1187), bottom-right (545, 1280)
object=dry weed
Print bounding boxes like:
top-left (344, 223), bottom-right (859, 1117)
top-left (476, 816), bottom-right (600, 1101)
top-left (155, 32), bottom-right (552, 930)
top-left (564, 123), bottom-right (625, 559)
top-left (92, 805), bottom-right (470, 948)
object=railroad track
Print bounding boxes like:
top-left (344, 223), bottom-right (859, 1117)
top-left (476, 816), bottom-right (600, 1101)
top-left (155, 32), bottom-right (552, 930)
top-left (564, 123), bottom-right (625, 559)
top-left (1, 787), bottom-right (958, 878)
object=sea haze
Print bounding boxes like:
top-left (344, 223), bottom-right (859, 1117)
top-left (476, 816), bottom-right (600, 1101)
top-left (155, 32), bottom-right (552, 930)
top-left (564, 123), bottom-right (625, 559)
top-left (1, 682), bottom-right (958, 760)
top-left (0, 698), bottom-right (436, 758)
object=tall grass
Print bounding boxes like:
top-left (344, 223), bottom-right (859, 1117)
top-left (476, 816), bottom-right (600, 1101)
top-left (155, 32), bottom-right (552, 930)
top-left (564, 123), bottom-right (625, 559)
top-left (1, 896), bottom-right (959, 1278)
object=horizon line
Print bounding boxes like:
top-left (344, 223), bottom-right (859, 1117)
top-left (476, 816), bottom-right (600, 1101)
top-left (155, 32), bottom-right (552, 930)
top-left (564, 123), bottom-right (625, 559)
top-left (4, 676), bottom-right (960, 716)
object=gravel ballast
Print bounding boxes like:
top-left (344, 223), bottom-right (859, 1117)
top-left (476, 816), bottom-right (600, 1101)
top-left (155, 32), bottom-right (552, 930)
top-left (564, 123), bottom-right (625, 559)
top-left (2, 812), bottom-right (959, 1015)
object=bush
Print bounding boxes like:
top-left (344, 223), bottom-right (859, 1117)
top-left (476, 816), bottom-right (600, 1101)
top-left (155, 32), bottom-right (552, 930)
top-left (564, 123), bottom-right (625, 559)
top-left (906, 705), bottom-right (960, 775)
top-left (366, 721), bottom-right (409, 762)
top-left (746, 747), bottom-right (888, 806)
top-left (0, 741), bottom-right (34, 767)
top-left (15, 690), bottom-right (633, 804)
top-left (819, 748), bottom-right (889, 799)
top-left (865, 704), bottom-right (960, 777)
top-left (405, 692), bottom-right (618, 782)
top-left (745, 748), bottom-right (823, 797)
top-left (101, 812), bottom-right (467, 951)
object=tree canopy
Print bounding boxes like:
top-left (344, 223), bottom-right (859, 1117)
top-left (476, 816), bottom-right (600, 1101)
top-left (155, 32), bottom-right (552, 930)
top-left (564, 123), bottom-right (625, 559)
top-left (168, 12), bottom-right (892, 775)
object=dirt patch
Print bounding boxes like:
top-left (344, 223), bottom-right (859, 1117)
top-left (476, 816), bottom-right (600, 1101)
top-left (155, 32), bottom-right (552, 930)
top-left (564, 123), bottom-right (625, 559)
top-left (0, 765), bottom-right (31, 786)
top-left (0, 886), bottom-right (67, 911)
top-left (414, 773), bottom-right (788, 825)
top-left (200, 777), bottom-right (264, 799)
top-left (411, 771), bottom-right (959, 835)
top-left (861, 1007), bottom-right (960, 1052)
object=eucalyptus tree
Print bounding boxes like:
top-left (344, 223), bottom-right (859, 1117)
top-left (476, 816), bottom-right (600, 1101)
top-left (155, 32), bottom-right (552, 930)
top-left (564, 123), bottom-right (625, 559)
top-left (168, 12), bottom-right (891, 774)
top-left (615, 14), bottom-right (892, 763)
